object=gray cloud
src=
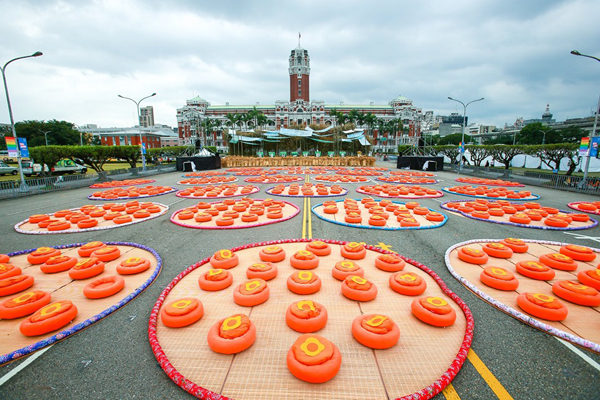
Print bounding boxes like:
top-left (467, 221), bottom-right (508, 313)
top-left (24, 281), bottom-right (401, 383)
top-left (0, 0), bottom-right (598, 130)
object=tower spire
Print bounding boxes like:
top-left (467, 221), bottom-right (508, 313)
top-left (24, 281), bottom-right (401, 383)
top-left (298, 32), bottom-right (301, 47)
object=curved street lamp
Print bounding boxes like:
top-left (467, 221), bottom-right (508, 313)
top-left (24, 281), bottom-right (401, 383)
top-left (118, 93), bottom-right (156, 172)
top-left (1, 51), bottom-right (43, 187)
top-left (571, 50), bottom-right (599, 188)
top-left (447, 96), bottom-right (484, 173)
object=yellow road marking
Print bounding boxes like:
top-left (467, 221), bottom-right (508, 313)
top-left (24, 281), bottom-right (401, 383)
top-left (302, 197), bottom-right (307, 239)
top-left (467, 349), bottom-right (514, 400)
top-left (442, 383), bottom-right (461, 400)
top-left (307, 197), bottom-right (312, 239)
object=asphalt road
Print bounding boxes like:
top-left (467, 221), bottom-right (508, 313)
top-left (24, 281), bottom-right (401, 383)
top-left (0, 163), bottom-right (599, 400)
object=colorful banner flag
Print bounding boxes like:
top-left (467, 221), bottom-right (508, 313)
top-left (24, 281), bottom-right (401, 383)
top-left (459, 141), bottom-right (464, 153)
top-left (590, 137), bottom-right (600, 158)
top-left (5, 137), bottom-right (17, 157)
top-left (579, 137), bottom-right (590, 156)
top-left (17, 138), bottom-right (29, 158)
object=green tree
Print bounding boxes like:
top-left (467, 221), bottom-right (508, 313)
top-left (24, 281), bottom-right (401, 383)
top-left (438, 133), bottom-right (470, 146)
top-left (556, 126), bottom-right (586, 144)
top-left (465, 145), bottom-right (492, 167)
top-left (434, 145), bottom-right (460, 164)
top-left (517, 123), bottom-right (553, 145)
top-left (28, 146), bottom-right (68, 176)
top-left (69, 146), bottom-right (114, 172)
top-left (488, 145), bottom-right (524, 170)
top-left (15, 120), bottom-right (81, 147)
top-left (112, 146), bottom-right (142, 168)
top-left (537, 143), bottom-right (580, 175)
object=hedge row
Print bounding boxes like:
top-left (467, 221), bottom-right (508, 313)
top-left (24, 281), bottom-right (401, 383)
top-left (29, 145), bottom-right (192, 175)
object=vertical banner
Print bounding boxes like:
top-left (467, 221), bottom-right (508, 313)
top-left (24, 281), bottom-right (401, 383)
top-left (17, 138), bottom-right (29, 158)
top-left (5, 137), bottom-right (17, 157)
top-left (458, 141), bottom-right (464, 153)
top-left (590, 137), bottom-right (600, 158)
top-left (141, 142), bottom-right (147, 155)
top-left (579, 137), bottom-right (590, 156)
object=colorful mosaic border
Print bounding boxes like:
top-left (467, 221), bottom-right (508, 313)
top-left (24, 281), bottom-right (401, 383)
top-left (0, 241), bottom-right (162, 365)
top-left (148, 238), bottom-right (474, 400)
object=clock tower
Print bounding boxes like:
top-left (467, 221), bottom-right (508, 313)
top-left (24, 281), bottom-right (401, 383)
top-left (289, 34), bottom-right (310, 102)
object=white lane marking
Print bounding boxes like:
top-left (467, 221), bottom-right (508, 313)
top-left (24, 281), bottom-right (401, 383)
top-left (554, 337), bottom-right (600, 373)
top-left (0, 345), bottom-right (53, 386)
top-left (165, 198), bottom-right (186, 207)
top-left (562, 232), bottom-right (600, 244)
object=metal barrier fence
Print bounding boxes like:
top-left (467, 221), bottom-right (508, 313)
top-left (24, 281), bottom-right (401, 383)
top-left (0, 164), bottom-right (176, 200)
top-left (444, 164), bottom-right (600, 195)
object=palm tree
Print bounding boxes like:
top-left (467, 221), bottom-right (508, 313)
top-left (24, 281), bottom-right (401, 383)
top-left (356, 112), bottom-right (366, 129)
top-left (347, 109), bottom-right (360, 127)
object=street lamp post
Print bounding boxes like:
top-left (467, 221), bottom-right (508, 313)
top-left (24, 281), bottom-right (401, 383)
top-left (571, 50), bottom-right (599, 189)
top-left (447, 96), bottom-right (484, 173)
top-left (40, 130), bottom-right (51, 146)
top-left (1, 51), bottom-right (43, 187)
top-left (118, 93), bottom-right (156, 172)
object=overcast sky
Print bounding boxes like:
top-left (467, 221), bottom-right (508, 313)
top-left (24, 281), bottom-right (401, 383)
top-left (1, 0), bottom-right (599, 131)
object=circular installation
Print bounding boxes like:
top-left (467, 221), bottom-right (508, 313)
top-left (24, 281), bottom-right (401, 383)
top-left (357, 184), bottom-right (443, 199)
top-left (313, 174), bottom-right (371, 183)
top-left (337, 168), bottom-right (385, 177)
top-left (568, 201), bottom-right (600, 215)
top-left (182, 171), bottom-right (229, 177)
top-left (149, 239), bottom-right (473, 400)
top-left (266, 183), bottom-right (348, 197)
top-left (244, 175), bottom-right (305, 184)
top-left (312, 198), bottom-right (448, 230)
top-left (170, 198), bottom-right (300, 229)
top-left (15, 201), bottom-right (169, 235)
top-left (0, 241), bottom-right (161, 365)
top-left (282, 167), bottom-right (330, 175)
top-left (89, 179), bottom-right (156, 189)
top-left (442, 185), bottom-right (540, 201)
top-left (454, 177), bottom-right (524, 187)
top-left (441, 200), bottom-right (597, 231)
top-left (389, 171), bottom-right (436, 177)
top-left (176, 184), bottom-right (259, 199)
top-left (88, 185), bottom-right (176, 200)
top-left (177, 176), bottom-right (238, 185)
top-left (228, 168), bottom-right (279, 176)
top-left (445, 238), bottom-right (600, 353)
top-left (376, 176), bottom-right (438, 184)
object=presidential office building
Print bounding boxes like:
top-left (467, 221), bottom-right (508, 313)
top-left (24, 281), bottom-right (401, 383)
top-left (177, 41), bottom-right (429, 153)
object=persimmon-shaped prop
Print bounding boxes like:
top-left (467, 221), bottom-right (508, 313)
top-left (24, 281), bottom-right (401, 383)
top-left (91, 246), bottom-right (121, 262)
top-left (332, 260), bottom-right (364, 281)
top-left (457, 247), bottom-right (489, 264)
top-left (500, 238), bottom-right (529, 253)
top-left (285, 300), bottom-right (328, 333)
top-left (160, 297), bottom-right (204, 328)
top-left (479, 267), bottom-right (519, 291)
top-left (207, 314), bottom-right (256, 354)
top-left (0, 254), bottom-right (9, 263)
top-left (481, 243), bottom-right (513, 259)
top-left (341, 242), bottom-right (367, 260)
top-left (290, 250), bottom-right (319, 270)
top-left (287, 271), bottom-right (322, 295)
top-left (27, 247), bottom-right (61, 265)
top-left (559, 245), bottom-right (597, 262)
top-left (286, 334), bottom-right (342, 383)
top-left (117, 256), bottom-right (151, 275)
top-left (539, 253), bottom-right (578, 271)
top-left (341, 275), bottom-right (377, 302)
top-left (305, 241), bottom-right (331, 256)
top-left (577, 268), bottom-right (600, 291)
top-left (411, 296), bottom-right (456, 327)
top-left (0, 290), bottom-right (51, 319)
top-left (516, 293), bottom-right (568, 321)
top-left (68, 258), bottom-right (105, 280)
top-left (246, 262), bottom-right (278, 281)
top-left (77, 241), bottom-right (106, 257)
top-left (0, 275), bottom-right (35, 297)
top-left (40, 255), bottom-right (77, 274)
top-left (389, 271), bottom-right (427, 296)
top-left (198, 269), bottom-right (233, 291)
top-left (233, 279), bottom-right (270, 307)
top-left (259, 245), bottom-right (286, 263)
top-left (352, 314), bottom-right (400, 349)
top-left (515, 261), bottom-right (555, 281)
top-left (0, 263), bottom-right (21, 280)
top-left (83, 275), bottom-right (125, 299)
top-left (375, 254), bottom-right (406, 272)
top-left (20, 300), bottom-right (78, 337)
top-left (209, 249), bottom-right (239, 269)
top-left (552, 280), bottom-right (600, 307)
